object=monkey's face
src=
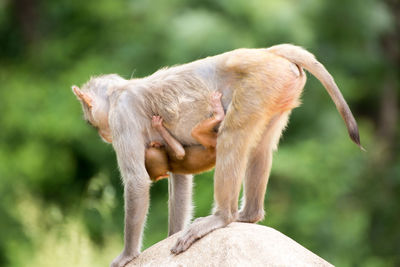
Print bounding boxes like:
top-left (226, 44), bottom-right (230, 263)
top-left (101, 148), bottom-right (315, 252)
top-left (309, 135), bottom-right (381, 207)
top-left (92, 107), bottom-right (112, 143)
top-left (72, 85), bottom-right (113, 143)
top-left (73, 74), bottom-right (127, 143)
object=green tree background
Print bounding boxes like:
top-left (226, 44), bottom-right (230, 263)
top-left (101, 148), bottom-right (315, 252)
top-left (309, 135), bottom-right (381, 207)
top-left (0, 0), bottom-right (399, 266)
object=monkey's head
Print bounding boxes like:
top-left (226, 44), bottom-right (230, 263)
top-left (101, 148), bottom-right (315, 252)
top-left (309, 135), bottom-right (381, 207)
top-left (72, 74), bottom-right (126, 143)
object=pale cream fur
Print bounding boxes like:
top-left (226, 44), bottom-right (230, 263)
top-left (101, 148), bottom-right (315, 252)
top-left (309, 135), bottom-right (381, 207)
top-left (72, 44), bottom-right (361, 267)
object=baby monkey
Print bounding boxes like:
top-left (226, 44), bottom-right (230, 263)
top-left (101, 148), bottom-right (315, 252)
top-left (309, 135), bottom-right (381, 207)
top-left (146, 92), bottom-right (224, 181)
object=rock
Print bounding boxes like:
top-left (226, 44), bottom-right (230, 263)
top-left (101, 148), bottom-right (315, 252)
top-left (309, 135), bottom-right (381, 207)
top-left (128, 222), bottom-right (333, 267)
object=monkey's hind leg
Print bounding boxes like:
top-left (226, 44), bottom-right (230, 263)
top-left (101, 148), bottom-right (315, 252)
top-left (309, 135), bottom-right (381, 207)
top-left (171, 113), bottom-right (268, 254)
top-left (238, 111), bottom-right (291, 223)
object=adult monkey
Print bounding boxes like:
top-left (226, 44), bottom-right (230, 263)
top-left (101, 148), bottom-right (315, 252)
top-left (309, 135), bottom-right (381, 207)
top-left (72, 44), bottom-right (362, 267)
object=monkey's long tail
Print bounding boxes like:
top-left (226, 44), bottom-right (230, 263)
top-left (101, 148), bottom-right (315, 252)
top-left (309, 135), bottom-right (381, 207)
top-left (267, 44), bottom-right (364, 150)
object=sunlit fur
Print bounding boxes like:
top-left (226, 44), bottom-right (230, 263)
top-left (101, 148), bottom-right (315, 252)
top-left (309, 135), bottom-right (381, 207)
top-left (72, 44), bottom-right (361, 267)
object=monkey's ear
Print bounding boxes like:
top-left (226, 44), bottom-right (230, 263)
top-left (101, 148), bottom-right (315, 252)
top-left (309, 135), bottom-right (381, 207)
top-left (72, 85), bottom-right (93, 108)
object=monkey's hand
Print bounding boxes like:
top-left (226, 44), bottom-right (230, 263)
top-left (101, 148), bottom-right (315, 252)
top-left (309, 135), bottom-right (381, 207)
top-left (151, 116), bottom-right (164, 130)
top-left (110, 251), bottom-right (139, 267)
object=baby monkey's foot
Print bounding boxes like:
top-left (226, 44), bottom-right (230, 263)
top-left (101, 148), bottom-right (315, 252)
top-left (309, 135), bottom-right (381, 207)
top-left (210, 91), bottom-right (225, 121)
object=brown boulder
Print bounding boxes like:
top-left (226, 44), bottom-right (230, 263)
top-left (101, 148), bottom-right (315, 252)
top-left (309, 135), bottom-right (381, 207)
top-left (128, 222), bottom-right (333, 267)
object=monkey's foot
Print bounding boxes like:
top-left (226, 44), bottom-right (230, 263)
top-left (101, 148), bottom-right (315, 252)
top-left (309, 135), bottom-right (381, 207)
top-left (237, 209), bottom-right (265, 223)
top-left (210, 92), bottom-right (225, 121)
top-left (149, 141), bottom-right (162, 148)
top-left (171, 214), bottom-right (229, 254)
top-left (110, 250), bottom-right (139, 267)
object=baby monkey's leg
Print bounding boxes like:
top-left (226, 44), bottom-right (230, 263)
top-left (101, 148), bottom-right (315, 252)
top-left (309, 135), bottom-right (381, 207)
top-left (191, 91), bottom-right (225, 148)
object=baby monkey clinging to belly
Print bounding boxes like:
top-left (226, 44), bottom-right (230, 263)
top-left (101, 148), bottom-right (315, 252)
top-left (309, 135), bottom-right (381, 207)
top-left (145, 91), bottom-right (225, 181)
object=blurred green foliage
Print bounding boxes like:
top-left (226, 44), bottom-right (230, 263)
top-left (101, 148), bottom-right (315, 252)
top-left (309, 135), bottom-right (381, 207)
top-left (0, 0), bottom-right (399, 266)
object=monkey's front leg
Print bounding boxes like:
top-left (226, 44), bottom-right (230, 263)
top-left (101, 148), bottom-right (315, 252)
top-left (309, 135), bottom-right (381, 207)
top-left (111, 177), bottom-right (150, 267)
top-left (168, 174), bottom-right (193, 236)
top-left (110, 132), bottom-right (151, 267)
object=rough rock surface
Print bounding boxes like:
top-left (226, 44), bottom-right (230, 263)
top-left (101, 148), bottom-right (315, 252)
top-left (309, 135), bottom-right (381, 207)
top-left (128, 222), bottom-right (333, 267)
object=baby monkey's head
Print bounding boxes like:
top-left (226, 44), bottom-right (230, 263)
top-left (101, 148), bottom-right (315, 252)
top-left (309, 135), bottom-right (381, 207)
top-left (72, 74), bottom-right (126, 143)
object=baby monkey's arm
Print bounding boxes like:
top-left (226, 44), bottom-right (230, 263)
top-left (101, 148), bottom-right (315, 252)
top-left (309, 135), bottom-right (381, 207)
top-left (151, 92), bottom-right (224, 160)
top-left (191, 91), bottom-right (225, 148)
top-left (152, 116), bottom-right (186, 160)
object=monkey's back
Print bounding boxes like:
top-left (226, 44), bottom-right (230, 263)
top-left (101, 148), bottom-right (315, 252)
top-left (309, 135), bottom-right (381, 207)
top-left (139, 47), bottom-right (307, 146)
